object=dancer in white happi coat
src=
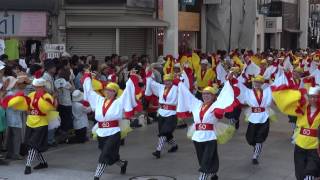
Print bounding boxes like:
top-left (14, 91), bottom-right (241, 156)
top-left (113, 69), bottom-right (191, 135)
top-left (82, 70), bottom-right (142, 180)
top-left (177, 80), bottom-right (239, 180)
top-left (237, 75), bottom-right (273, 165)
top-left (145, 72), bottom-right (179, 159)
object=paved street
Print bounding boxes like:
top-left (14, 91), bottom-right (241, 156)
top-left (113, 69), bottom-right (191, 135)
top-left (0, 110), bottom-right (296, 180)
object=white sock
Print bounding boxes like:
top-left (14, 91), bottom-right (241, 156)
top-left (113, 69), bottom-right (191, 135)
top-left (26, 148), bottom-right (37, 167)
top-left (94, 163), bottom-right (107, 178)
top-left (253, 143), bottom-right (262, 159)
top-left (156, 136), bottom-right (166, 151)
top-left (304, 176), bottom-right (315, 180)
top-left (199, 172), bottom-right (208, 180)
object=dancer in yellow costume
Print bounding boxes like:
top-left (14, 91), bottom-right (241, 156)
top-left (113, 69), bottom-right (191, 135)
top-left (272, 86), bottom-right (320, 180)
top-left (5, 77), bottom-right (57, 175)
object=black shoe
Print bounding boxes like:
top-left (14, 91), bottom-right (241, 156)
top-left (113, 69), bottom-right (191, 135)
top-left (252, 159), bottom-right (259, 165)
top-left (152, 151), bottom-right (161, 159)
top-left (34, 162), bottom-right (48, 170)
top-left (24, 166), bottom-right (31, 175)
top-left (168, 145), bottom-right (178, 153)
top-left (120, 160), bottom-right (128, 174)
top-left (211, 174), bottom-right (218, 180)
top-left (94, 177), bottom-right (99, 180)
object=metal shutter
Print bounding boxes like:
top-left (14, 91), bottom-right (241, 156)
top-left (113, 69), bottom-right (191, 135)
top-left (120, 28), bottom-right (146, 57)
top-left (66, 28), bottom-right (116, 60)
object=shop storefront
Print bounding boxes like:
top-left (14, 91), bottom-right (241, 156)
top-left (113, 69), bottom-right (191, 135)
top-left (61, 1), bottom-right (168, 61)
top-left (0, 11), bottom-right (48, 60)
top-left (65, 15), bottom-right (166, 60)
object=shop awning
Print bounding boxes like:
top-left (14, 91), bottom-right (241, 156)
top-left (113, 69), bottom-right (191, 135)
top-left (66, 15), bottom-right (169, 28)
top-left (284, 28), bottom-right (302, 33)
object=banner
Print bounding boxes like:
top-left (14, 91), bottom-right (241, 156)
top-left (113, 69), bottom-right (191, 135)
top-left (0, 11), bottom-right (47, 37)
top-left (44, 44), bottom-right (66, 59)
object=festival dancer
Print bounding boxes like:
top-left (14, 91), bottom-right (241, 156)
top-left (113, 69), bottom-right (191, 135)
top-left (272, 86), bottom-right (320, 180)
top-left (82, 70), bottom-right (142, 180)
top-left (177, 80), bottom-right (239, 180)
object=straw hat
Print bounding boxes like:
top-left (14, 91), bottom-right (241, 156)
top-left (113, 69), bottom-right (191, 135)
top-left (252, 75), bottom-right (265, 83)
top-left (163, 74), bottom-right (174, 81)
top-left (202, 85), bottom-right (219, 95)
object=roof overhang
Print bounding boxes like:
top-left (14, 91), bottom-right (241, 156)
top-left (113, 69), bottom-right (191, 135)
top-left (66, 15), bottom-right (169, 28)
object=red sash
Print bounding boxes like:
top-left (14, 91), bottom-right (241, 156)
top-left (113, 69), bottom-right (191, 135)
top-left (159, 104), bottom-right (176, 111)
top-left (195, 123), bottom-right (214, 131)
top-left (300, 127), bottom-right (318, 137)
top-left (98, 120), bottom-right (119, 128)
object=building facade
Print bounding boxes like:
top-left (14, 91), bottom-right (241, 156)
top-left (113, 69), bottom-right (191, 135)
top-left (60, 0), bottom-right (167, 61)
top-left (1, 0), bottom-right (167, 61)
top-left (258, 0), bottom-right (308, 50)
top-left (309, 0), bottom-right (320, 48)
top-left (0, 0), bottom-right (57, 59)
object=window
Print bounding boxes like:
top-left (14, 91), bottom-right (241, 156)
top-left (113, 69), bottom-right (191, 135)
top-left (179, 0), bottom-right (201, 12)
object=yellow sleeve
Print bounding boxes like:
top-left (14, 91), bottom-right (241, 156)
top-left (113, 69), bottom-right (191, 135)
top-left (192, 53), bottom-right (200, 74)
top-left (233, 56), bottom-right (244, 70)
top-left (272, 87), bottom-right (306, 116)
top-left (92, 78), bottom-right (104, 91)
top-left (6, 93), bottom-right (30, 111)
top-left (208, 68), bottom-right (216, 81)
top-left (38, 93), bottom-right (56, 113)
top-left (28, 92), bottom-right (35, 98)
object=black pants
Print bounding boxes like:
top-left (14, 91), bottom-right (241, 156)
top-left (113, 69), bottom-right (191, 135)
top-left (158, 115), bottom-right (177, 141)
top-left (225, 107), bottom-right (242, 129)
top-left (58, 105), bottom-right (73, 132)
top-left (25, 126), bottom-right (48, 152)
top-left (246, 120), bottom-right (270, 146)
top-left (68, 127), bottom-right (87, 144)
top-left (294, 145), bottom-right (320, 180)
top-left (193, 140), bottom-right (219, 174)
top-left (97, 132), bottom-right (121, 165)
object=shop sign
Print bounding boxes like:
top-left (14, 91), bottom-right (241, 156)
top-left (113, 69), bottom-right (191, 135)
top-left (264, 17), bottom-right (282, 33)
top-left (44, 44), bottom-right (66, 58)
top-left (0, 11), bottom-right (47, 37)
